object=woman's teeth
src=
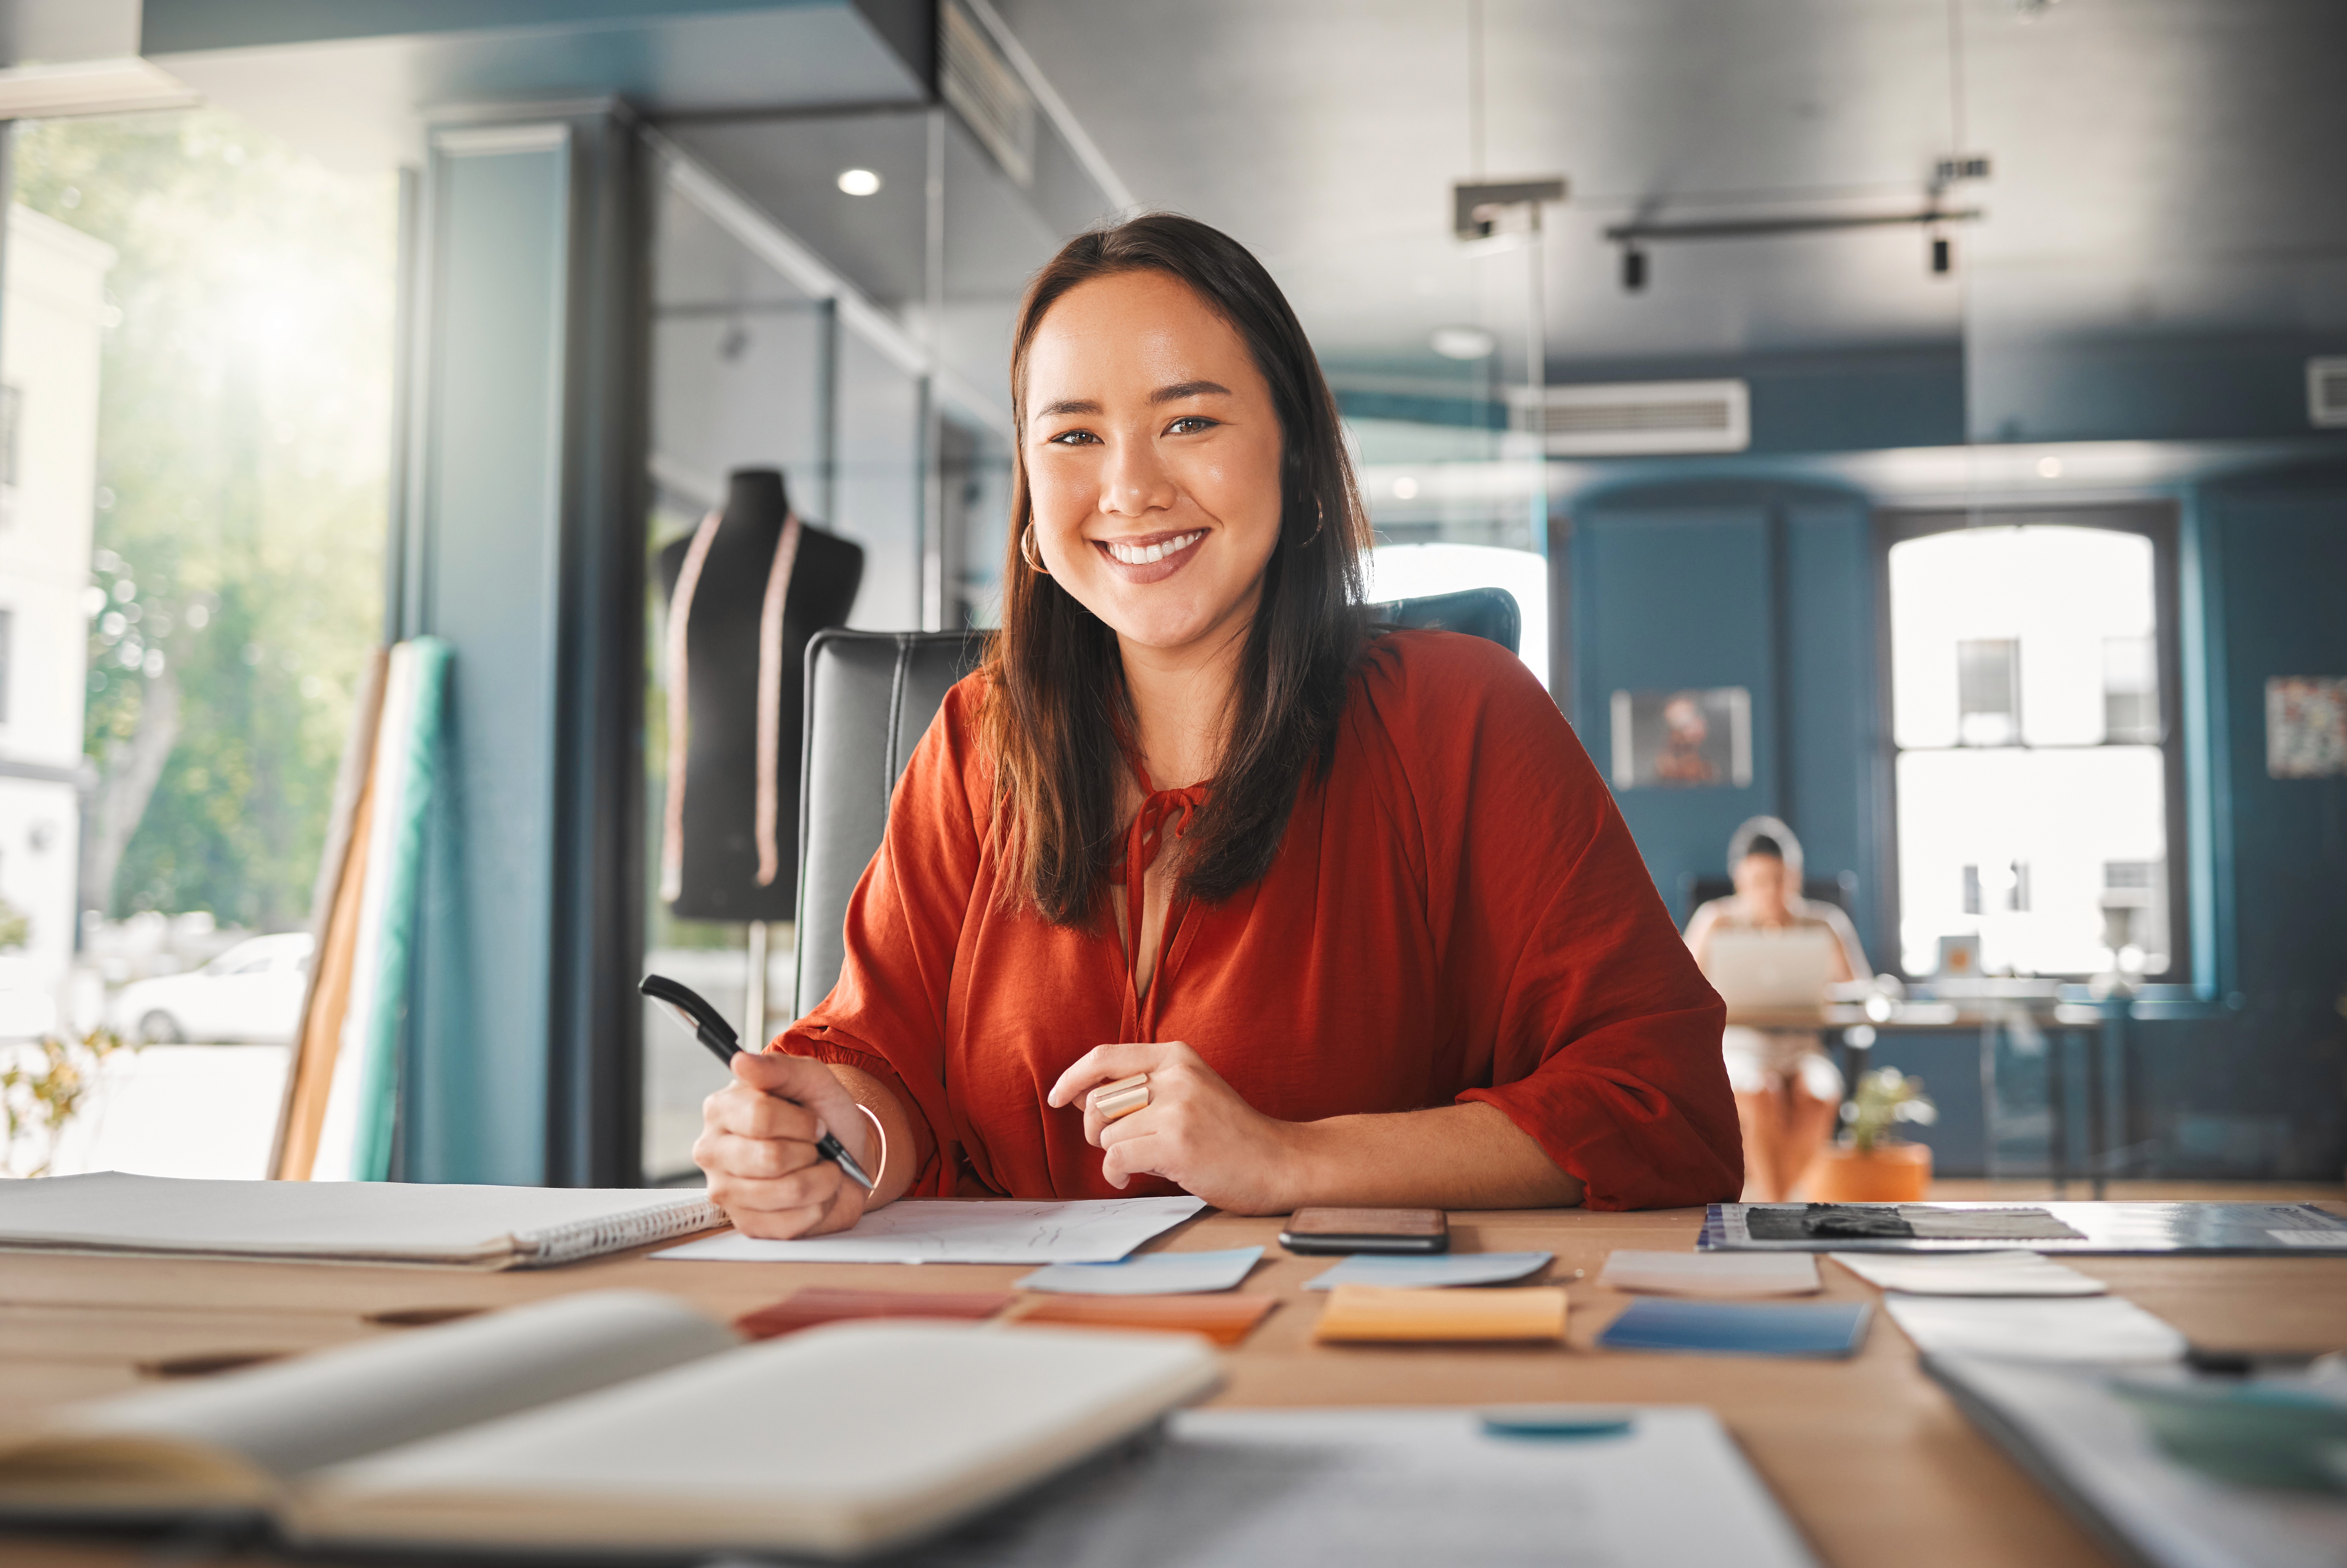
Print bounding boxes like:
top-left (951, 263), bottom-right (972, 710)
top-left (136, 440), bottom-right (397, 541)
top-left (1105, 531), bottom-right (1203, 566)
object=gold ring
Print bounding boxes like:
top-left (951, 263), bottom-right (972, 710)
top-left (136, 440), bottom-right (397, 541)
top-left (1090, 1072), bottom-right (1151, 1122)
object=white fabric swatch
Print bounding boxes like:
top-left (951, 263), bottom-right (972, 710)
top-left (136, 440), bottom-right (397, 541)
top-left (1831, 1249), bottom-right (2107, 1296)
top-left (1303, 1252), bottom-right (1554, 1291)
top-left (1598, 1250), bottom-right (1822, 1297)
top-left (1883, 1294), bottom-right (2187, 1364)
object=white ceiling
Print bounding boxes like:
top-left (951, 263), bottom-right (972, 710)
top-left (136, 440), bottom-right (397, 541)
top-left (991, 0), bottom-right (2347, 383)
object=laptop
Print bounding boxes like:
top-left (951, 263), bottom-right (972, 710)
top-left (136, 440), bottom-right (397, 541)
top-left (1704, 928), bottom-right (1840, 1011)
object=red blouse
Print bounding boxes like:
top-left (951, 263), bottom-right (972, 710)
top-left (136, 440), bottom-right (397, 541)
top-left (777, 629), bottom-right (1741, 1210)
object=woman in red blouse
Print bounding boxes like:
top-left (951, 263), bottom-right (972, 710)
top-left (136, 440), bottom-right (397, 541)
top-left (695, 215), bottom-right (1739, 1236)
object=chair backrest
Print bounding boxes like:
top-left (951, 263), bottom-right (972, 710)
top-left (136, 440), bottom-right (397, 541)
top-left (792, 630), bottom-right (987, 1020)
top-left (790, 587), bottom-right (1522, 1019)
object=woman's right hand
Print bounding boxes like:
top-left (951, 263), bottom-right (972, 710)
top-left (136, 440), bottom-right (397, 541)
top-left (693, 1051), bottom-right (876, 1239)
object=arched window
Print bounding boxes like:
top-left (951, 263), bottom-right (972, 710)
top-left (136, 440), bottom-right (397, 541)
top-left (1884, 511), bottom-right (2185, 980)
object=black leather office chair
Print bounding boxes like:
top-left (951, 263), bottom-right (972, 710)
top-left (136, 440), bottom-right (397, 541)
top-left (791, 587), bottom-right (1522, 1017)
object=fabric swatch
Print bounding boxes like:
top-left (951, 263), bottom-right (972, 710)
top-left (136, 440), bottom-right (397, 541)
top-left (735, 1287), bottom-right (1012, 1339)
top-left (1883, 1295), bottom-right (2186, 1364)
top-left (1312, 1285), bottom-right (1568, 1344)
top-left (1303, 1251), bottom-right (1553, 1291)
top-left (1013, 1293), bottom-right (1278, 1347)
top-left (1597, 1251), bottom-right (1820, 1297)
top-left (1829, 1250), bottom-right (2106, 1296)
top-left (1016, 1247), bottom-right (1262, 1296)
top-left (1596, 1297), bottom-right (1872, 1358)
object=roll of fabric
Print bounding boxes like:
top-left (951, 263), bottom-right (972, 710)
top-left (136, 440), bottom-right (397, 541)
top-left (314, 637), bottom-right (451, 1182)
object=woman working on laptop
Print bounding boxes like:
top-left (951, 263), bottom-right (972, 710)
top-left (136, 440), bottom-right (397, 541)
top-left (1684, 817), bottom-right (1872, 1201)
top-left (695, 214), bottom-right (1740, 1237)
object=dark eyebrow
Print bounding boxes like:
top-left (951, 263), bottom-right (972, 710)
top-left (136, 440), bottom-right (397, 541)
top-left (1032, 397), bottom-right (1102, 420)
top-left (1151, 380), bottom-right (1232, 404)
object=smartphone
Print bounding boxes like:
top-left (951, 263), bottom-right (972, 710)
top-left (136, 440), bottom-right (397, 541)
top-left (1277, 1207), bottom-right (1449, 1255)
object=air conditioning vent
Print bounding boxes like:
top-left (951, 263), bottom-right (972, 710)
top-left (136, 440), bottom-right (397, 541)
top-left (2308, 357), bottom-right (2347, 428)
top-left (1512, 379), bottom-right (1751, 455)
top-left (940, 0), bottom-right (1036, 188)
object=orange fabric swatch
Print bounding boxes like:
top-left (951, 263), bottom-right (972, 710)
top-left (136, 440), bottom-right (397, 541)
top-left (1312, 1284), bottom-right (1569, 1344)
top-left (1012, 1293), bottom-right (1277, 1348)
top-left (736, 1287), bottom-right (1013, 1340)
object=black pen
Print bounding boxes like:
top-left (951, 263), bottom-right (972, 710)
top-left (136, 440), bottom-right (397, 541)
top-left (640, 973), bottom-right (875, 1191)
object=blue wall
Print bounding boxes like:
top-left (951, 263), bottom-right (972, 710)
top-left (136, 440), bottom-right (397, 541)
top-left (1572, 481), bottom-right (1881, 949)
top-left (1564, 459), bottom-right (2347, 1180)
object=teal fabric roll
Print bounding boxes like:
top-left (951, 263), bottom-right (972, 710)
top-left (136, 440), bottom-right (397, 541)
top-left (351, 637), bottom-right (451, 1181)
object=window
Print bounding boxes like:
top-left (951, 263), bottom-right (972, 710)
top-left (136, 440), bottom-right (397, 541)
top-left (0, 383), bottom-right (20, 490)
top-left (1883, 509), bottom-right (2186, 979)
top-left (2, 110), bottom-right (394, 1180)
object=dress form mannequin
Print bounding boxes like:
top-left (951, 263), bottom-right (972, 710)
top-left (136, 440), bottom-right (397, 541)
top-left (658, 468), bottom-right (862, 1035)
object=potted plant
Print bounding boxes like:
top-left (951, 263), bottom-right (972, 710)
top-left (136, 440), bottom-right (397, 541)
top-left (1806, 1066), bottom-right (1937, 1201)
top-left (2, 1028), bottom-right (135, 1178)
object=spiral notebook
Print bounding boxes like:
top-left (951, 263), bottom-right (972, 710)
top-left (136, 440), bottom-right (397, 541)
top-left (0, 1171), bottom-right (725, 1270)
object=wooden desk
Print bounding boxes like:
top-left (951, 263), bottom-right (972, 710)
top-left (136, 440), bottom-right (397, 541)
top-left (5, 1191), bottom-right (2345, 1568)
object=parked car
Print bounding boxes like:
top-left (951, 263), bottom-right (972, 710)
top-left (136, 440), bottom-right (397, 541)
top-left (108, 933), bottom-right (313, 1044)
top-left (0, 955), bottom-right (60, 1042)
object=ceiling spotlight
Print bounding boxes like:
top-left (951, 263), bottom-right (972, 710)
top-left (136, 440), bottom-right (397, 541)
top-left (1621, 246), bottom-right (1648, 293)
top-left (2037, 456), bottom-right (2063, 478)
top-left (836, 167), bottom-right (882, 196)
top-left (1431, 325), bottom-right (1497, 361)
top-left (1392, 476), bottom-right (1421, 500)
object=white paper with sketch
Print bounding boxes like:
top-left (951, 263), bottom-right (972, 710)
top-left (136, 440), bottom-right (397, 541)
top-left (1832, 1250), bottom-right (2107, 1296)
top-left (654, 1197), bottom-right (1207, 1264)
top-left (1884, 1295), bottom-right (2187, 1364)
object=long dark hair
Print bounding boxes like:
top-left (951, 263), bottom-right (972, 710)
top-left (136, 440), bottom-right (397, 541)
top-left (980, 212), bottom-right (1370, 926)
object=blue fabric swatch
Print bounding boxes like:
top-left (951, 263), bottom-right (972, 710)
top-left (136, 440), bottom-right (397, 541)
top-left (1597, 1297), bottom-right (1873, 1358)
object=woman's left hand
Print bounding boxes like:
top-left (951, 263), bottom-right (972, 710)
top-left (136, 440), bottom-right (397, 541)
top-left (1046, 1041), bottom-right (1303, 1214)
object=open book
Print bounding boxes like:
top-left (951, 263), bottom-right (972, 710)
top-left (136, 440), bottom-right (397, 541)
top-left (0, 1291), bottom-right (1220, 1559)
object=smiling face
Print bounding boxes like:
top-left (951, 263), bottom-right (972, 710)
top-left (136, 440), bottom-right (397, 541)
top-left (1020, 269), bottom-right (1286, 658)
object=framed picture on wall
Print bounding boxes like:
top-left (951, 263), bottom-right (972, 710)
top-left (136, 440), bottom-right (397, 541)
top-left (2266, 676), bottom-right (2347, 779)
top-left (1609, 686), bottom-right (1753, 790)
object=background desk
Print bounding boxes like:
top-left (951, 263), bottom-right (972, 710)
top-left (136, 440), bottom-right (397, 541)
top-left (1727, 996), bottom-right (2143, 1196)
top-left (5, 1188), bottom-right (2344, 1568)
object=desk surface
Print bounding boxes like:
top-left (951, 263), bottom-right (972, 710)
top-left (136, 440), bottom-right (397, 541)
top-left (5, 1184), bottom-right (2344, 1568)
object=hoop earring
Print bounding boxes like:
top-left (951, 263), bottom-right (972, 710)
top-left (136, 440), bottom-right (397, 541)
top-left (1020, 524), bottom-right (1051, 575)
top-left (1297, 503), bottom-right (1325, 547)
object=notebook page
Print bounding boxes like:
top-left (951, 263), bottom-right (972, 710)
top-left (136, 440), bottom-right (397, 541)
top-left (653, 1196), bottom-right (1205, 1264)
top-left (295, 1323), bottom-right (1221, 1557)
top-left (61, 1292), bottom-right (735, 1479)
top-left (0, 1172), bottom-right (721, 1266)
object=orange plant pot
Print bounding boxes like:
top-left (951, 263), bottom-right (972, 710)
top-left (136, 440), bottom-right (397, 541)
top-left (1803, 1141), bottom-right (1932, 1202)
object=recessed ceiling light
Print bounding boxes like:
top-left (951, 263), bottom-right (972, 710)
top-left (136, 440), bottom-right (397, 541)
top-left (836, 168), bottom-right (883, 196)
top-left (1430, 325), bottom-right (1497, 361)
top-left (1392, 476), bottom-right (1421, 500)
top-left (2037, 456), bottom-right (2063, 478)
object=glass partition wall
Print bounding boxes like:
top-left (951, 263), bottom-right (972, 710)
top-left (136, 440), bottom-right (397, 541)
top-left (638, 116), bottom-right (1100, 1182)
